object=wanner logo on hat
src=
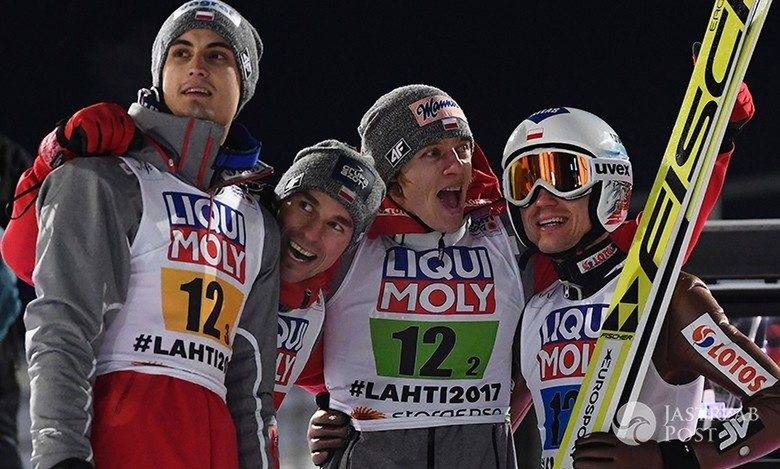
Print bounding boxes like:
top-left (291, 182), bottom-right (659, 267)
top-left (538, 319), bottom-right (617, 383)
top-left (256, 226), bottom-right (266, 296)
top-left (385, 139), bottom-right (411, 167)
top-left (409, 95), bottom-right (467, 127)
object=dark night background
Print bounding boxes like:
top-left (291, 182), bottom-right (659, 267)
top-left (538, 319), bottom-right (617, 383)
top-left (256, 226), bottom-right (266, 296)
top-left (1, 1), bottom-right (777, 218)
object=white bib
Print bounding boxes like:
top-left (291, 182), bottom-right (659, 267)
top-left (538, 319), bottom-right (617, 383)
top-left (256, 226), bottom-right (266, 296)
top-left (96, 158), bottom-right (266, 399)
top-left (275, 292), bottom-right (325, 403)
top-left (520, 274), bottom-right (704, 468)
top-left (324, 216), bottom-right (525, 431)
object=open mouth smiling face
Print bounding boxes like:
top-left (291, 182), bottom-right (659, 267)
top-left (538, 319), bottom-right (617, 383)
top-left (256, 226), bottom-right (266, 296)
top-left (520, 189), bottom-right (593, 254)
top-left (278, 189), bottom-right (354, 283)
top-left (393, 137), bottom-right (473, 233)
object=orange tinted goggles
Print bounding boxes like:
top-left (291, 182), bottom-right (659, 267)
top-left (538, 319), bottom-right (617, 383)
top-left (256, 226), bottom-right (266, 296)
top-left (503, 151), bottom-right (631, 207)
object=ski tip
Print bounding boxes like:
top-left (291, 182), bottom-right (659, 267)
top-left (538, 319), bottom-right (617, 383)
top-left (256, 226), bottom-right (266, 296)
top-left (691, 41), bottom-right (702, 64)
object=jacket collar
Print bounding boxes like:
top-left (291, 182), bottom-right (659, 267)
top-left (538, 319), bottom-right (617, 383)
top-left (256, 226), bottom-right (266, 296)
top-left (390, 220), bottom-right (470, 250)
top-left (129, 103), bottom-right (225, 190)
top-left (553, 238), bottom-right (625, 300)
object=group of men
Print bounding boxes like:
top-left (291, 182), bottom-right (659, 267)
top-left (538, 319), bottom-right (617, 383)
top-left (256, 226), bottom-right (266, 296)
top-left (1, 1), bottom-right (778, 468)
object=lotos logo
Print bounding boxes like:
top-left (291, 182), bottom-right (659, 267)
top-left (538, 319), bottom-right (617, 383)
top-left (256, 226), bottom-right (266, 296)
top-left (537, 304), bottom-right (606, 381)
top-left (377, 246), bottom-right (495, 315)
top-left (684, 314), bottom-right (778, 396)
top-left (576, 243), bottom-right (618, 273)
top-left (692, 324), bottom-right (716, 347)
top-left (276, 315), bottom-right (310, 386)
top-left (408, 95), bottom-right (467, 127)
top-left (164, 192), bottom-right (247, 283)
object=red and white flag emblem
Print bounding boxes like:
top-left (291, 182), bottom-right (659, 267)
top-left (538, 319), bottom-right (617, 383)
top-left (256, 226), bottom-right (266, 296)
top-left (195, 10), bottom-right (215, 21)
top-left (442, 117), bottom-right (459, 130)
top-left (526, 128), bottom-right (544, 140)
top-left (338, 185), bottom-right (356, 203)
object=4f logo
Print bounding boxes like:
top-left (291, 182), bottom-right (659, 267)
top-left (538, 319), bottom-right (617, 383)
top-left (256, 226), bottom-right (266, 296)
top-left (240, 49), bottom-right (253, 78)
top-left (715, 409), bottom-right (764, 453)
top-left (385, 139), bottom-right (411, 167)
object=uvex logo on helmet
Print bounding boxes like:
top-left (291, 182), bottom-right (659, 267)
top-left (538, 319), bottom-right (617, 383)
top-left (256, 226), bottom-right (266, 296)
top-left (594, 162), bottom-right (631, 177)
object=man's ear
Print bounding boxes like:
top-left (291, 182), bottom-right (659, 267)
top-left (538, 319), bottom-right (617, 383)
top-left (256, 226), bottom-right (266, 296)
top-left (388, 181), bottom-right (404, 201)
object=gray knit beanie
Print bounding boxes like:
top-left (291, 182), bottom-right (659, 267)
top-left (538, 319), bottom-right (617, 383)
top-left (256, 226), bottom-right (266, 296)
top-left (151, 0), bottom-right (263, 116)
top-left (275, 140), bottom-right (386, 249)
top-left (358, 84), bottom-right (473, 184)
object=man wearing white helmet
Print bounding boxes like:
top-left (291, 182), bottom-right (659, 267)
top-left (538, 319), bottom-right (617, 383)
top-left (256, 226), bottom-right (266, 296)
top-left (502, 107), bottom-right (780, 468)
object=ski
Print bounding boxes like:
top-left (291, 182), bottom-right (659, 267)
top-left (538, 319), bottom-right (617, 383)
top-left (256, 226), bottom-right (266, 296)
top-left (553, 0), bottom-right (773, 467)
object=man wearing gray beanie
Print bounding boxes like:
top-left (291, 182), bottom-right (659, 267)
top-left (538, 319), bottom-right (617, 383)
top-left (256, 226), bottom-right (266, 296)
top-left (150, 0), bottom-right (263, 124)
top-left (272, 140), bottom-right (385, 409)
top-left (306, 84), bottom-right (528, 468)
top-left (22, 2), bottom-right (280, 468)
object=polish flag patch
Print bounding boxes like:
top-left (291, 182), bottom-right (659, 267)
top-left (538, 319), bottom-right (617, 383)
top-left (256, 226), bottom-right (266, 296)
top-left (338, 185), bottom-right (356, 203)
top-left (442, 117), bottom-right (460, 130)
top-left (195, 10), bottom-right (216, 21)
top-left (526, 128), bottom-right (544, 140)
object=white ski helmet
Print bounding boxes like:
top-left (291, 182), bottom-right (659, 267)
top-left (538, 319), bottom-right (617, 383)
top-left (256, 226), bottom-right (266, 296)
top-left (501, 107), bottom-right (632, 249)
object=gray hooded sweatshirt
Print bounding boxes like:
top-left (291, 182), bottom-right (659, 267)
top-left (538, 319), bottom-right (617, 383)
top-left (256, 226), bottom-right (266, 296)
top-left (25, 103), bottom-right (279, 468)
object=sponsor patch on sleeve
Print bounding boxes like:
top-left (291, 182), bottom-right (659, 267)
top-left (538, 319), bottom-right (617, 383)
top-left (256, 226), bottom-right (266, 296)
top-left (682, 313), bottom-right (778, 396)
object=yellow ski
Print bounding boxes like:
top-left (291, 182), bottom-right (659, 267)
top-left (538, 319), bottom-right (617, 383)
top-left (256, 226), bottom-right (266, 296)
top-left (554, 0), bottom-right (773, 467)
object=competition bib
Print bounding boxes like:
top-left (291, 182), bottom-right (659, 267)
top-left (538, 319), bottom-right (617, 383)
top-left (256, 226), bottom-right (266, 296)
top-left (521, 277), bottom-right (703, 468)
top-left (274, 293), bottom-right (325, 407)
top-left (96, 158), bottom-right (265, 399)
top-left (324, 217), bottom-right (524, 431)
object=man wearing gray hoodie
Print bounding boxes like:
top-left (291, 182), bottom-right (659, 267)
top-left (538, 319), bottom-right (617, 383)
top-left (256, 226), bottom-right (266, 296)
top-left (24, 2), bottom-right (278, 468)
